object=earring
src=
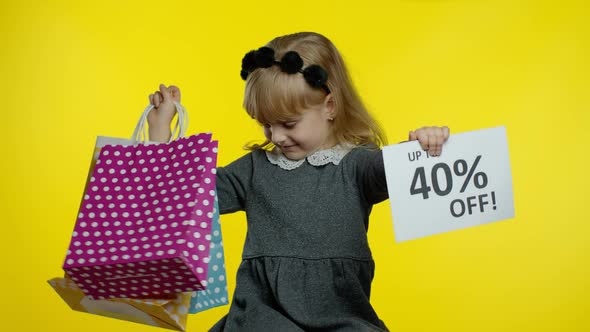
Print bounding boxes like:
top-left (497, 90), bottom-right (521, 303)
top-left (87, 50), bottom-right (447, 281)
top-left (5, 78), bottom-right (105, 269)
top-left (328, 117), bottom-right (334, 121)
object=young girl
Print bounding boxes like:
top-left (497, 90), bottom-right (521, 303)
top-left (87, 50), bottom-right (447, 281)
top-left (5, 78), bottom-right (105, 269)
top-left (148, 32), bottom-right (449, 331)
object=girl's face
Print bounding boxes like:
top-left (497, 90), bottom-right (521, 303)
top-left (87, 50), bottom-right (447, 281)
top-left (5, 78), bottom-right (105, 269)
top-left (263, 95), bottom-right (336, 160)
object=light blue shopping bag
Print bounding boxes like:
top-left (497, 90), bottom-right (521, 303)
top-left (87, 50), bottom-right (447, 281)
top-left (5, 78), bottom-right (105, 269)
top-left (189, 194), bottom-right (229, 313)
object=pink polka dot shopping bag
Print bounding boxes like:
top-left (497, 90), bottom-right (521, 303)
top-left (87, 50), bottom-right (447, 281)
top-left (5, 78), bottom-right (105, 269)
top-left (62, 103), bottom-right (220, 301)
top-left (48, 193), bottom-right (228, 330)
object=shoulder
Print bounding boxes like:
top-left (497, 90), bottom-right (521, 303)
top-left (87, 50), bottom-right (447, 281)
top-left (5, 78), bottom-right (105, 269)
top-left (340, 144), bottom-right (384, 177)
top-left (343, 144), bottom-right (383, 163)
top-left (218, 149), bottom-right (267, 171)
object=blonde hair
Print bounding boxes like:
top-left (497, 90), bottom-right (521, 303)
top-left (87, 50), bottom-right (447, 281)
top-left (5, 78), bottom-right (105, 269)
top-left (243, 32), bottom-right (387, 150)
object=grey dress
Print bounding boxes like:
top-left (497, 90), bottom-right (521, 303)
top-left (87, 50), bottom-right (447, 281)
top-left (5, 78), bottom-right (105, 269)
top-left (209, 145), bottom-right (389, 332)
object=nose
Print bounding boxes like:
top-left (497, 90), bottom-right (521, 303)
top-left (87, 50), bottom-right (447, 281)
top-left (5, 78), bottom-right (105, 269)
top-left (270, 126), bottom-right (287, 146)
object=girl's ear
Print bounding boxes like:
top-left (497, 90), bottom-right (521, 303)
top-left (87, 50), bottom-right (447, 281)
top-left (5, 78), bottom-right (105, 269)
top-left (324, 94), bottom-right (335, 118)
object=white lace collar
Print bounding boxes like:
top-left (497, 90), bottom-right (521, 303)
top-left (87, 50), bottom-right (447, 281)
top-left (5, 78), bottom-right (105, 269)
top-left (265, 143), bottom-right (355, 170)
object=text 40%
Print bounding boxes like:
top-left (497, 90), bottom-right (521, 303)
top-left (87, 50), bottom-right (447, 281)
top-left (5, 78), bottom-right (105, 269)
top-left (410, 155), bottom-right (488, 199)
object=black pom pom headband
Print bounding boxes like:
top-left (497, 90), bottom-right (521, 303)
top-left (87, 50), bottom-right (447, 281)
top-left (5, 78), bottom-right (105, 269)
top-left (240, 47), bottom-right (331, 94)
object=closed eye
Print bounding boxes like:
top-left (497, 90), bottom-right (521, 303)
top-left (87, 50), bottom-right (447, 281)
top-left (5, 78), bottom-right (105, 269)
top-left (262, 121), bottom-right (298, 129)
top-left (282, 121), bottom-right (297, 129)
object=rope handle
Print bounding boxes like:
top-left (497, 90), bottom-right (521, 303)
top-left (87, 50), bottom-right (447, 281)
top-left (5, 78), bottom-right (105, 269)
top-left (130, 101), bottom-right (189, 144)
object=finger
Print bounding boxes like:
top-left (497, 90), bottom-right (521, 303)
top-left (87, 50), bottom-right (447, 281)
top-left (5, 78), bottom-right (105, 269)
top-left (437, 127), bottom-right (450, 156)
top-left (159, 84), bottom-right (172, 101)
top-left (433, 147), bottom-right (441, 157)
top-left (428, 134), bottom-right (438, 156)
top-left (432, 127), bottom-right (444, 153)
top-left (409, 131), bottom-right (417, 141)
top-left (442, 126), bottom-right (450, 141)
top-left (434, 135), bottom-right (445, 156)
top-left (154, 91), bottom-right (163, 107)
top-left (169, 85), bottom-right (181, 102)
top-left (149, 94), bottom-right (154, 105)
top-left (417, 131), bottom-right (430, 151)
top-left (426, 127), bottom-right (442, 156)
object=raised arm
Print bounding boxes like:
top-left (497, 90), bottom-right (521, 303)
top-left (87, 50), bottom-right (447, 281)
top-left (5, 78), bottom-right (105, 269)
top-left (147, 84), bottom-right (181, 142)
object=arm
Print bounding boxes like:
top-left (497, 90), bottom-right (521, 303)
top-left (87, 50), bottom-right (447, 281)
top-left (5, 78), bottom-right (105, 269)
top-left (216, 153), bottom-right (255, 214)
top-left (354, 147), bottom-right (389, 205)
top-left (355, 126), bottom-right (450, 204)
top-left (146, 85), bottom-right (254, 214)
top-left (147, 84), bottom-right (181, 142)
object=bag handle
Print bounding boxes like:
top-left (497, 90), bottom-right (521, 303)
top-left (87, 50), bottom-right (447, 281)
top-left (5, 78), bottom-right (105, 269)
top-left (131, 101), bottom-right (189, 144)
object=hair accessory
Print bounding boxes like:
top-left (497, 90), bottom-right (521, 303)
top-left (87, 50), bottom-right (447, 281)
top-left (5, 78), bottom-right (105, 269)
top-left (278, 51), bottom-right (304, 74)
top-left (254, 47), bottom-right (275, 68)
top-left (240, 47), bottom-right (331, 94)
top-left (302, 65), bottom-right (328, 89)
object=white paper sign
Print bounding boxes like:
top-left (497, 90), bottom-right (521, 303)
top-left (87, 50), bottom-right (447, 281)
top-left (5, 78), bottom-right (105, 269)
top-left (383, 126), bottom-right (514, 242)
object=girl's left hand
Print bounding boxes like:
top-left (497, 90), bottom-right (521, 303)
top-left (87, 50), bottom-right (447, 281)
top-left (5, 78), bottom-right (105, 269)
top-left (409, 126), bottom-right (450, 157)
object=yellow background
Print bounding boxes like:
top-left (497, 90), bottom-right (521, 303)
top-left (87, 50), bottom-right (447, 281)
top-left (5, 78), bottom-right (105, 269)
top-left (1, 0), bottom-right (588, 331)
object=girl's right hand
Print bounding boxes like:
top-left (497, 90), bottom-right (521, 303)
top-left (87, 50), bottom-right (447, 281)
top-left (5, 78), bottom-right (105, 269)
top-left (408, 126), bottom-right (450, 157)
top-left (147, 84), bottom-right (181, 142)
